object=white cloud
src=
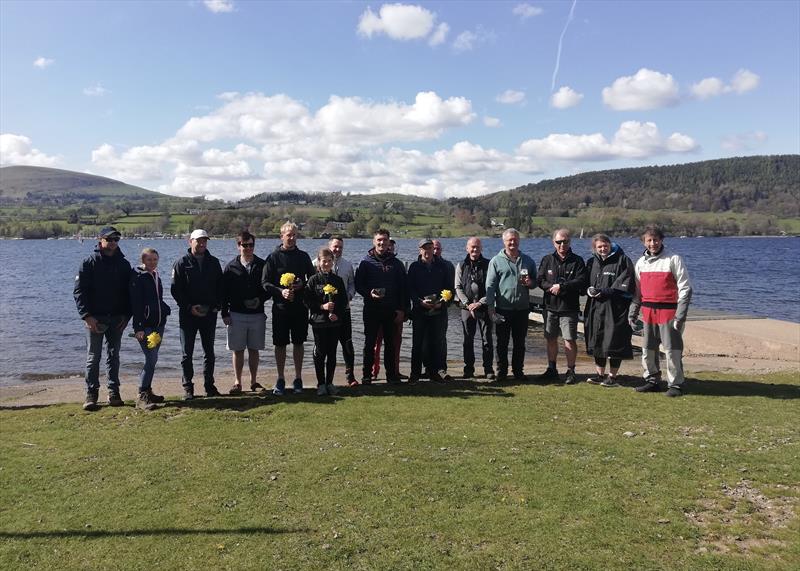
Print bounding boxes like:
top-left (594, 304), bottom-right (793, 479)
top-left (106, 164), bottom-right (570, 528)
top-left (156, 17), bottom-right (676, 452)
top-left (452, 26), bottom-right (494, 53)
top-left (513, 3), bottom-right (543, 20)
top-left (550, 86), bottom-right (583, 109)
top-left (483, 116), bottom-right (501, 128)
top-left (517, 121), bottom-right (698, 161)
top-left (33, 56), bottom-right (54, 69)
top-left (691, 69), bottom-right (760, 99)
top-left (204, 0), bottom-right (234, 13)
top-left (495, 89), bottom-right (526, 105)
top-left (729, 68), bottom-right (760, 94)
top-left (428, 22), bottom-right (449, 46)
top-left (357, 4), bottom-right (436, 40)
top-left (690, 77), bottom-right (725, 100)
top-left (0, 133), bottom-right (61, 167)
top-left (83, 83), bottom-right (110, 97)
top-left (602, 68), bottom-right (680, 110)
top-left (721, 131), bottom-right (768, 151)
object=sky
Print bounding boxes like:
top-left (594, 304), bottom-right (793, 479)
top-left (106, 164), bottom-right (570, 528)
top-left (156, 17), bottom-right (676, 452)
top-left (1, 0), bottom-right (798, 201)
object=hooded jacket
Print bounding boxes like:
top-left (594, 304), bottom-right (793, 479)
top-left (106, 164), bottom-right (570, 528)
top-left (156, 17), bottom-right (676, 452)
top-left (305, 271), bottom-right (348, 328)
top-left (130, 266), bottom-right (171, 331)
top-left (74, 246), bottom-right (132, 319)
top-left (222, 254), bottom-right (268, 317)
top-left (354, 247), bottom-right (409, 313)
top-left (485, 249), bottom-right (537, 311)
top-left (583, 244), bottom-right (634, 359)
top-left (537, 249), bottom-right (588, 314)
top-left (262, 245), bottom-right (315, 311)
top-left (629, 245), bottom-right (692, 325)
top-left (170, 248), bottom-right (223, 315)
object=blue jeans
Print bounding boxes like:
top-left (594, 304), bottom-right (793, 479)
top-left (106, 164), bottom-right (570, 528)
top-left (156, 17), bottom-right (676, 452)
top-left (137, 325), bottom-right (165, 392)
top-left (179, 312), bottom-right (217, 391)
top-left (84, 315), bottom-right (125, 394)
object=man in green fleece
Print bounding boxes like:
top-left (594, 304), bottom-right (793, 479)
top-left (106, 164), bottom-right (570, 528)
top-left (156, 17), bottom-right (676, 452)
top-left (485, 228), bottom-right (537, 382)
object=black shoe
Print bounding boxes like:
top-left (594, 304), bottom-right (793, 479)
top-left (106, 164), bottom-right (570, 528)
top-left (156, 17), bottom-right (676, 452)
top-left (408, 374), bottom-right (419, 384)
top-left (430, 372), bottom-right (445, 383)
top-left (439, 371), bottom-right (453, 382)
top-left (513, 372), bottom-right (527, 382)
top-left (361, 376), bottom-right (372, 385)
top-left (107, 391), bottom-right (124, 407)
top-left (496, 371), bottom-right (508, 383)
top-left (665, 386), bottom-right (683, 397)
top-left (386, 376), bottom-right (401, 385)
top-left (483, 370), bottom-right (495, 380)
top-left (182, 388), bottom-right (196, 401)
top-left (635, 380), bottom-right (661, 393)
top-left (463, 368), bottom-right (475, 379)
top-left (205, 386), bottom-right (222, 398)
top-left (147, 390), bottom-right (165, 403)
top-left (601, 376), bottom-right (620, 388)
top-left (538, 368), bottom-right (559, 381)
top-left (586, 375), bottom-right (604, 385)
top-left (564, 369), bottom-right (577, 385)
top-left (397, 373), bottom-right (409, 380)
top-left (83, 391), bottom-right (99, 411)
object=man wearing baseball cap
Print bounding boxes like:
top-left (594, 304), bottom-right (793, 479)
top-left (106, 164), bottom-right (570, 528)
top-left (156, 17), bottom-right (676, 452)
top-left (171, 229), bottom-right (224, 399)
top-left (74, 226), bottom-right (132, 410)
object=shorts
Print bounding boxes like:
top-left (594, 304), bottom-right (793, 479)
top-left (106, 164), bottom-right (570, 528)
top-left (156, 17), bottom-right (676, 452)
top-left (226, 311), bottom-right (266, 351)
top-left (544, 310), bottom-right (579, 341)
top-left (272, 305), bottom-right (309, 346)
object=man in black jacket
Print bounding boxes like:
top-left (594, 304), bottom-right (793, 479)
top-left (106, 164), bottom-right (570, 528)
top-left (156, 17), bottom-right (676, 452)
top-left (262, 222), bottom-right (315, 395)
top-left (454, 237), bottom-right (494, 379)
top-left (536, 228), bottom-right (588, 384)
top-left (222, 231), bottom-right (269, 395)
top-left (171, 229), bottom-right (224, 399)
top-left (74, 226), bottom-right (132, 411)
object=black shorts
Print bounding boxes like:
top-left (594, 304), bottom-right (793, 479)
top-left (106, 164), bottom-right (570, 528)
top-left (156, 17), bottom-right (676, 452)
top-left (271, 305), bottom-right (309, 346)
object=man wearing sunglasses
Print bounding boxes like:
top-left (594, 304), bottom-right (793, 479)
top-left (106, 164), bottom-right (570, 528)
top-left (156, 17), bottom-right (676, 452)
top-left (74, 226), bottom-right (132, 410)
top-left (536, 228), bottom-right (588, 384)
top-left (171, 229), bottom-right (224, 399)
top-left (222, 231), bottom-right (269, 395)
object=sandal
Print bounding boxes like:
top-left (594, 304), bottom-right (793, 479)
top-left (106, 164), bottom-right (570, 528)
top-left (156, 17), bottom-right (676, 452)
top-left (250, 382), bottom-right (265, 392)
top-left (229, 385), bottom-right (243, 395)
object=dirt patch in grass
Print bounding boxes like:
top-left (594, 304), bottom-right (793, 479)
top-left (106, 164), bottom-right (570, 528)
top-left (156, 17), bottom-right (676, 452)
top-left (686, 479), bottom-right (799, 555)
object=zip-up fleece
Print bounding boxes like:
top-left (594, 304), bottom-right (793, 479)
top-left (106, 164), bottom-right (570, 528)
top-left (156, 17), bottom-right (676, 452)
top-left (262, 245), bottom-right (315, 311)
top-left (170, 248), bottom-right (223, 314)
top-left (485, 249), bottom-right (537, 311)
top-left (305, 271), bottom-right (348, 328)
top-left (130, 266), bottom-right (171, 331)
top-left (407, 257), bottom-right (451, 314)
top-left (222, 254), bottom-right (268, 317)
top-left (629, 246), bottom-right (692, 325)
top-left (74, 247), bottom-right (132, 318)
top-left (536, 250), bottom-right (588, 314)
top-left (455, 255), bottom-right (490, 306)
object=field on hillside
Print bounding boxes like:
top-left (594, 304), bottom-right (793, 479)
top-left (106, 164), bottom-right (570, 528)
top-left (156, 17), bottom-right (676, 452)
top-left (1, 372), bottom-right (798, 570)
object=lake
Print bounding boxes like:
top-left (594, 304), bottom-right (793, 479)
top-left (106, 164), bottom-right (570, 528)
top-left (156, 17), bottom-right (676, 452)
top-left (0, 236), bottom-right (798, 386)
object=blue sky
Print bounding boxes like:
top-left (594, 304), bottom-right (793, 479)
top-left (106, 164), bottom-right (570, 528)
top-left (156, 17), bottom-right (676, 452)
top-left (1, 0), bottom-right (798, 200)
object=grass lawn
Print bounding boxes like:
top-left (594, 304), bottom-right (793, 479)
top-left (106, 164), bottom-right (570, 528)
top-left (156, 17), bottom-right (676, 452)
top-left (1, 372), bottom-right (798, 570)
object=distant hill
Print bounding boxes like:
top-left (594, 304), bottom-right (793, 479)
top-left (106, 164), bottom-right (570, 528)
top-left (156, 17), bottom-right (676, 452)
top-left (0, 165), bottom-right (162, 203)
top-left (449, 155), bottom-right (800, 218)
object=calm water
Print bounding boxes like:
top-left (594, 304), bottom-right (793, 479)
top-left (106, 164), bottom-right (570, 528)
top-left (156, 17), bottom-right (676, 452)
top-left (0, 236), bottom-right (798, 386)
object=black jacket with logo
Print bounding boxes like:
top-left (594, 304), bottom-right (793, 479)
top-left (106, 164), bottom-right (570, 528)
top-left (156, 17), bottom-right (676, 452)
top-left (170, 249), bottom-right (223, 316)
top-left (536, 250), bottom-right (588, 314)
top-left (262, 245), bottom-right (315, 311)
top-left (222, 254), bottom-right (268, 317)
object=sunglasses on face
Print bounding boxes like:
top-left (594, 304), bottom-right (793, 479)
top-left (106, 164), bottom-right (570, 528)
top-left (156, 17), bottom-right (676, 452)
top-left (238, 243), bottom-right (255, 248)
top-left (554, 240), bottom-right (570, 245)
top-left (104, 237), bottom-right (120, 242)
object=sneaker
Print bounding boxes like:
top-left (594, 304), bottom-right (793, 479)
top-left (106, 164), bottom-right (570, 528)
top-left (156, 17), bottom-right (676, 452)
top-left (205, 386), bottom-right (222, 398)
top-left (82, 391), bottom-right (99, 411)
top-left (326, 384), bottom-right (339, 396)
top-left (292, 379), bottom-right (303, 394)
top-left (273, 378), bottom-right (286, 396)
top-left (408, 374), bottom-right (419, 384)
top-left (397, 373), bottom-right (409, 380)
top-left (564, 369), bottom-right (577, 385)
top-left (361, 376), bottom-right (373, 385)
top-left (439, 371), bottom-right (453, 382)
top-left (347, 379), bottom-right (360, 388)
top-left (601, 376), bottom-right (620, 388)
top-left (484, 370), bottom-right (495, 380)
top-left (182, 387), bottom-right (196, 401)
top-left (586, 375), bottom-right (605, 385)
top-left (513, 372), bottom-right (527, 382)
top-left (430, 371), bottom-right (445, 383)
top-left (316, 385), bottom-right (327, 396)
top-left (147, 390), bottom-right (165, 403)
top-left (538, 368), bottom-right (559, 381)
top-left (463, 368), bottom-right (475, 379)
top-left (136, 391), bottom-right (157, 411)
top-left (107, 391), bottom-right (124, 407)
top-left (635, 380), bottom-right (661, 393)
top-left (496, 371), bottom-right (508, 383)
top-left (386, 376), bottom-right (402, 385)
top-left (665, 386), bottom-right (683, 397)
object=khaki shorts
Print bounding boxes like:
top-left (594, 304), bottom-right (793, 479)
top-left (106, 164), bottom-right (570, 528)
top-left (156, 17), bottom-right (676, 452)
top-left (226, 311), bottom-right (266, 351)
top-left (543, 310), bottom-right (579, 341)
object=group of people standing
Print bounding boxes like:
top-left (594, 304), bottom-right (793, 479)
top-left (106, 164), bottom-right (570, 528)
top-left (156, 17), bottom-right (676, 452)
top-left (74, 222), bottom-right (692, 411)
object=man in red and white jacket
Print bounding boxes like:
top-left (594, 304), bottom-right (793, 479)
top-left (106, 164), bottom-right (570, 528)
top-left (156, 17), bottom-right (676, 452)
top-left (628, 226), bottom-right (692, 397)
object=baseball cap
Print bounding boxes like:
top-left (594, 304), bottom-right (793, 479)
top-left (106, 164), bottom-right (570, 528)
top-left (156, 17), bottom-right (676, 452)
top-left (418, 238), bottom-right (433, 248)
top-left (98, 226), bottom-right (121, 239)
top-left (190, 229), bottom-right (210, 240)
